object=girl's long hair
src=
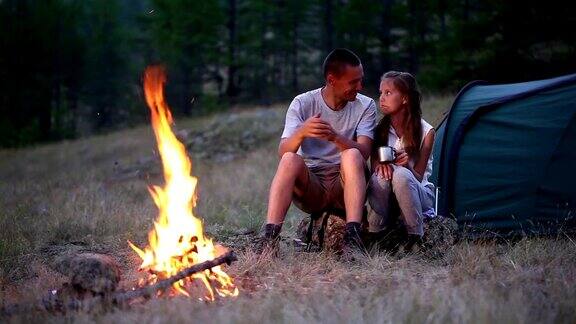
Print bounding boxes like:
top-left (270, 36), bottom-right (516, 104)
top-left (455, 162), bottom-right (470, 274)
top-left (373, 71), bottom-right (423, 157)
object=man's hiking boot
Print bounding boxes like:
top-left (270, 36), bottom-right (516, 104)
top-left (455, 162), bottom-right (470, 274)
top-left (340, 222), bottom-right (367, 262)
top-left (252, 223), bottom-right (282, 255)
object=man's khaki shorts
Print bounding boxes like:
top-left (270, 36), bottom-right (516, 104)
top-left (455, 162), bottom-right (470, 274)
top-left (293, 164), bottom-right (369, 214)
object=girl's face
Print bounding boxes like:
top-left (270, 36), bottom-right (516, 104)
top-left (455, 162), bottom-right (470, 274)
top-left (379, 78), bottom-right (406, 116)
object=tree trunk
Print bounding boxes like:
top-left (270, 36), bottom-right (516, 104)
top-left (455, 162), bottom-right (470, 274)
top-left (38, 94), bottom-right (52, 140)
top-left (67, 84), bottom-right (79, 136)
top-left (182, 70), bottom-right (192, 116)
top-left (323, 0), bottom-right (334, 55)
top-left (52, 17), bottom-right (62, 137)
top-left (291, 13), bottom-right (299, 92)
top-left (258, 10), bottom-right (269, 105)
top-left (380, 0), bottom-right (393, 72)
top-left (407, 0), bottom-right (426, 73)
top-left (226, 0), bottom-right (239, 99)
top-left (439, 0), bottom-right (447, 38)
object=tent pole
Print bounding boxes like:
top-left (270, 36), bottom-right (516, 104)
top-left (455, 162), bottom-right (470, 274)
top-left (435, 186), bottom-right (440, 216)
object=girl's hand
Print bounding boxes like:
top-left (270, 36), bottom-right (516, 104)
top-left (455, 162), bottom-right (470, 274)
top-left (375, 163), bottom-right (394, 181)
top-left (394, 152), bottom-right (409, 167)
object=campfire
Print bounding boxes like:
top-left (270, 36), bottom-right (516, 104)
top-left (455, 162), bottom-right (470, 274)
top-left (1, 66), bottom-right (238, 317)
top-left (128, 65), bottom-right (238, 301)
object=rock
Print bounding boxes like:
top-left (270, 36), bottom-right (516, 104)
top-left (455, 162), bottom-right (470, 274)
top-left (175, 129), bottom-right (192, 143)
top-left (296, 214), bottom-right (346, 252)
top-left (58, 253), bottom-right (121, 294)
top-left (422, 216), bottom-right (458, 258)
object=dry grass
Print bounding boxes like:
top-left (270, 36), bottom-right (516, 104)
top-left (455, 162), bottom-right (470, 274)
top-left (1, 96), bottom-right (575, 323)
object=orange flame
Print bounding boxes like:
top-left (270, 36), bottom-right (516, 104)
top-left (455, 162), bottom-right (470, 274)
top-left (129, 65), bottom-right (238, 300)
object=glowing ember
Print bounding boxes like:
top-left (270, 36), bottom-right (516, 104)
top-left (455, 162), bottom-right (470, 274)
top-left (129, 65), bottom-right (238, 300)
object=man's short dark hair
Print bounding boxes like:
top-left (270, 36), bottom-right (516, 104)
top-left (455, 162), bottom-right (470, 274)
top-left (322, 48), bottom-right (361, 78)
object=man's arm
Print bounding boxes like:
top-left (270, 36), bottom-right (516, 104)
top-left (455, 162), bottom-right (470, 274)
top-left (326, 99), bottom-right (376, 160)
top-left (278, 133), bottom-right (304, 158)
top-left (278, 113), bottom-right (334, 158)
top-left (279, 123), bottom-right (373, 160)
top-left (278, 98), bottom-right (376, 160)
top-left (332, 99), bottom-right (376, 160)
top-left (332, 134), bottom-right (372, 160)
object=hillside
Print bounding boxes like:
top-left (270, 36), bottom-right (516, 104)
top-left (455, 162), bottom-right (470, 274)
top-left (1, 96), bottom-right (575, 323)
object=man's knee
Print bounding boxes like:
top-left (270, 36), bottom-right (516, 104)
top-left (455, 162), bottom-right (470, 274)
top-left (341, 148), bottom-right (364, 168)
top-left (278, 152), bottom-right (305, 171)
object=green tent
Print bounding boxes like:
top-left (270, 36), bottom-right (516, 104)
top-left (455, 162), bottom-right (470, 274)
top-left (431, 73), bottom-right (576, 236)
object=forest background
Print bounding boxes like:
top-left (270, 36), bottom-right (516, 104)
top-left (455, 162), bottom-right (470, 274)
top-left (1, 0), bottom-right (575, 147)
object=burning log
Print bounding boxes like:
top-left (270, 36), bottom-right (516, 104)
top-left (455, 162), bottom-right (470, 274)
top-left (116, 250), bottom-right (237, 302)
top-left (1, 251), bottom-right (237, 317)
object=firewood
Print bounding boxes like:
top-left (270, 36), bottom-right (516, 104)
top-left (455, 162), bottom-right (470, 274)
top-left (1, 251), bottom-right (237, 317)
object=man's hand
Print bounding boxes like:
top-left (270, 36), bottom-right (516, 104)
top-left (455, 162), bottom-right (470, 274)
top-left (278, 114), bottom-right (338, 157)
top-left (374, 163), bottom-right (394, 181)
top-left (298, 113), bottom-right (336, 141)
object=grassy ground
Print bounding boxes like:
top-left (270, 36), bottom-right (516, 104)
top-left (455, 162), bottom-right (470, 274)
top-left (1, 95), bottom-right (575, 323)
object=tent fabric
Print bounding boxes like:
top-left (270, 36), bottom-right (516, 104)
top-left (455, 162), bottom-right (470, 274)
top-left (431, 73), bottom-right (576, 236)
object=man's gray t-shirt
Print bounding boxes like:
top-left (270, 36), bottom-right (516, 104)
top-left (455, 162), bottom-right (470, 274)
top-left (281, 88), bottom-right (377, 168)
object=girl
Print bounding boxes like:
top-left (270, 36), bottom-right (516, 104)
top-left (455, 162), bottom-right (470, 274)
top-left (368, 71), bottom-right (435, 249)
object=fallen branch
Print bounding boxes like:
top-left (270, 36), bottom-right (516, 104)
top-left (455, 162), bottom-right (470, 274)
top-left (2, 251), bottom-right (237, 317)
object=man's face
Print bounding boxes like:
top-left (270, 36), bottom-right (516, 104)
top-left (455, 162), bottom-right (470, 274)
top-left (328, 64), bottom-right (364, 102)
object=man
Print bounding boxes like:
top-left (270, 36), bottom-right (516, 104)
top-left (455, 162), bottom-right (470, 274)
top-left (255, 48), bottom-right (376, 257)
